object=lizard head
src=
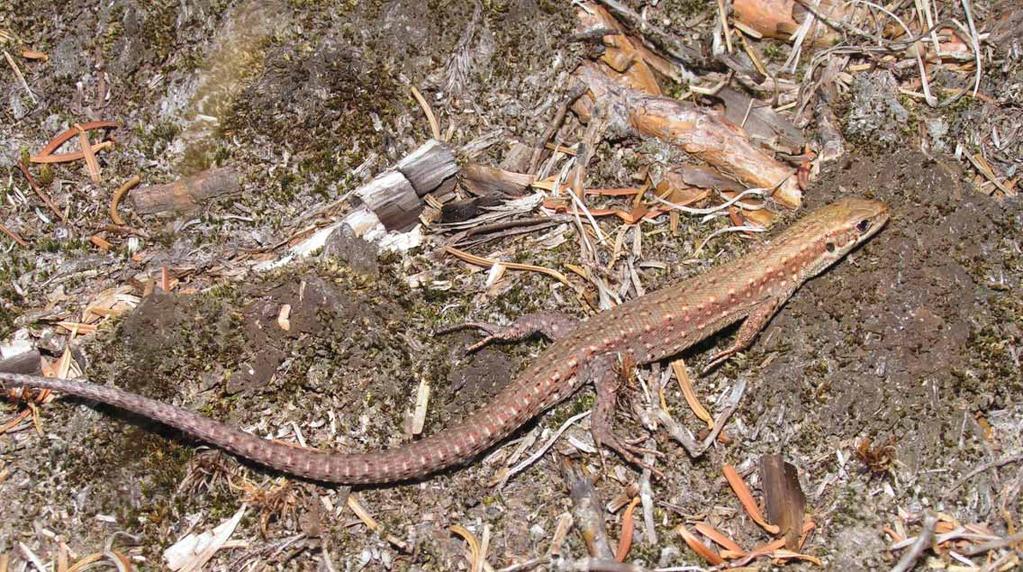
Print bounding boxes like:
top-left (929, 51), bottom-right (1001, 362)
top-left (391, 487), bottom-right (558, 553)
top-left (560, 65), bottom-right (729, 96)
top-left (801, 197), bottom-right (890, 277)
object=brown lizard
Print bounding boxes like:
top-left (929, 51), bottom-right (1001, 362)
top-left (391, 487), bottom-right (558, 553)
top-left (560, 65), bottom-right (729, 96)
top-left (0, 198), bottom-right (889, 484)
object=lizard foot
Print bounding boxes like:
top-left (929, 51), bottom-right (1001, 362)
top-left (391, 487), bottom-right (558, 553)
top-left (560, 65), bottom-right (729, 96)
top-left (434, 322), bottom-right (501, 353)
top-left (593, 427), bottom-right (665, 478)
top-left (436, 313), bottom-right (580, 354)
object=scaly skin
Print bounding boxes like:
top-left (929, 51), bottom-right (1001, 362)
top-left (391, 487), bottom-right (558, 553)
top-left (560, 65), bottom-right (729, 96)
top-left (0, 198), bottom-right (889, 484)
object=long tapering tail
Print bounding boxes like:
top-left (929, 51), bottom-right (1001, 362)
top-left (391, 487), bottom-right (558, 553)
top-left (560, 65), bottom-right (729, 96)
top-left (0, 372), bottom-right (518, 484)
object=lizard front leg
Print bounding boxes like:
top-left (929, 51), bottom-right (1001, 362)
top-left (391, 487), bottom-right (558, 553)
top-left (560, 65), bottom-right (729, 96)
top-left (702, 296), bottom-right (783, 374)
top-left (439, 312), bottom-right (579, 353)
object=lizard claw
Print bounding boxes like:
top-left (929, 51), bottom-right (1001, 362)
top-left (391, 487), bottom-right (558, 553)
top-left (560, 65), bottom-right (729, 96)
top-left (700, 350), bottom-right (734, 376)
top-left (593, 430), bottom-right (665, 478)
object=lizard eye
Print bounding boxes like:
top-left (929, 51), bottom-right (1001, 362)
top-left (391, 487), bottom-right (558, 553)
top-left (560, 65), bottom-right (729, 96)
top-left (825, 242), bottom-right (836, 253)
top-left (856, 219), bottom-right (871, 233)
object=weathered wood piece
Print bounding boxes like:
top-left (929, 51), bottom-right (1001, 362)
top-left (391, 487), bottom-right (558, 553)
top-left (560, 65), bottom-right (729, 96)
top-left (733, 0), bottom-right (853, 45)
top-left (131, 167), bottom-right (241, 214)
top-left (396, 139), bottom-right (458, 196)
top-left (461, 163), bottom-right (534, 197)
top-left (714, 87), bottom-right (805, 155)
top-left (761, 453), bottom-right (806, 550)
top-left (355, 170), bottom-right (422, 231)
top-left (575, 63), bottom-right (803, 209)
top-left (0, 350), bottom-right (42, 375)
top-left (347, 139), bottom-right (459, 231)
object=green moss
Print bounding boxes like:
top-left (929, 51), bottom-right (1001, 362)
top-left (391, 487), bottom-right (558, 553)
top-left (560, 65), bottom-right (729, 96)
top-left (762, 42), bottom-right (783, 62)
top-left (135, 121), bottom-right (182, 160)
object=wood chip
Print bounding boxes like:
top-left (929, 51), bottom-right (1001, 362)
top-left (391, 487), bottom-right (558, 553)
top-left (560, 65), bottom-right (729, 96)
top-left (89, 235), bottom-right (113, 251)
top-left (761, 453), bottom-right (806, 550)
top-left (549, 513), bottom-right (574, 556)
top-left (276, 304), bottom-right (291, 331)
top-left (21, 49), bottom-right (48, 61)
top-left (411, 378), bottom-right (430, 436)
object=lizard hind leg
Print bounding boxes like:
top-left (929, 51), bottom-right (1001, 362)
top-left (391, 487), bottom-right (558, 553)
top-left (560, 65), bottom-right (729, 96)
top-left (437, 312), bottom-right (579, 354)
top-left (585, 354), bottom-right (664, 477)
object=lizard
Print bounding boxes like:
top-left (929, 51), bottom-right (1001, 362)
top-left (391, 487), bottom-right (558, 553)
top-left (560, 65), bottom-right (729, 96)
top-left (0, 197), bottom-right (889, 485)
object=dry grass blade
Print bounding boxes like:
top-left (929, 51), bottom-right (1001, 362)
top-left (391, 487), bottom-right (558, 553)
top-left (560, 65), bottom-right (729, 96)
top-left (694, 225), bottom-right (765, 255)
top-left (347, 494), bottom-right (410, 551)
top-left (849, 0), bottom-right (936, 106)
top-left (615, 496), bottom-right (640, 562)
top-left (671, 359), bottom-right (712, 428)
top-left (444, 245), bottom-right (572, 286)
top-left (959, 0), bottom-right (982, 96)
top-left (110, 175), bottom-right (140, 225)
top-left (0, 410), bottom-right (32, 436)
top-left (104, 550), bottom-right (133, 572)
top-left (411, 86), bottom-right (441, 140)
top-left (650, 186), bottom-right (766, 216)
top-left (890, 513), bottom-right (937, 572)
top-left (676, 524), bottom-right (725, 565)
top-left (3, 50), bottom-right (37, 104)
top-left (962, 530), bottom-right (1023, 557)
top-left (451, 525), bottom-right (483, 572)
top-left (770, 549), bottom-right (823, 565)
top-left (505, 410), bottom-right (590, 482)
top-left (163, 505), bottom-right (246, 572)
top-left (729, 537), bottom-right (787, 567)
top-left (966, 153), bottom-right (1015, 197)
top-left (723, 464), bottom-right (781, 534)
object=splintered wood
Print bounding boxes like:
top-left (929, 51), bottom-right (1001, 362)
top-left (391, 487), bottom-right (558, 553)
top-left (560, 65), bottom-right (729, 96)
top-left (570, 1), bottom-right (804, 223)
top-left (351, 139), bottom-right (458, 231)
top-left (573, 63), bottom-right (802, 209)
top-left (761, 454), bottom-right (807, 550)
top-left (131, 167), bottom-right (242, 215)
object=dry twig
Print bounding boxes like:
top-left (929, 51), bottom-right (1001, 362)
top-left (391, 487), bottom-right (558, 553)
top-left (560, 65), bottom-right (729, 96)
top-left (890, 513), bottom-right (938, 572)
top-left (17, 160), bottom-right (67, 224)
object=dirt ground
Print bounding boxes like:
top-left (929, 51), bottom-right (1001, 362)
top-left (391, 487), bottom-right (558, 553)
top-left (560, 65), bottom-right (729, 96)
top-left (1, 0), bottom-right (1021, 570)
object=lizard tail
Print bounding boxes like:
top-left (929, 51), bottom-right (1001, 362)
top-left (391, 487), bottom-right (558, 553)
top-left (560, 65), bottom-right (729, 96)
top-left (0, 372), bottom-right (521, 484)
